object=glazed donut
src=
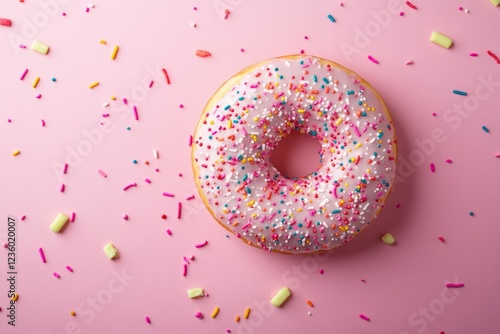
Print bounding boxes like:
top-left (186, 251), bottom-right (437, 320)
top-left (192, 55), bottom-right (397, 254)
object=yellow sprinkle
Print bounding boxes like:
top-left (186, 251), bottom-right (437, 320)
top-left (32, 77), bottom-right (40, 88)
top-left (11, 293), bottom-right (18, 301)
top-left (335, 117), bottom-right (343, 125)
top-left (211, 307), bottom-right (220, 318)
top-left (298, 109), bottom-right (305, 113)
top-left (228, 120), bottom-right (232, 129)
top-left (247, 200), bottom-right (255, 207)
top-left (89, 82), bottom-right (99, 89)
top-left (110, 96), bottom-right (116, 100)
top-left (235, 315), bottom-right (240, 322)
top-left (12, 150), bottom-right (21, 156)
top-left (355, 143), bottom-right (362, 149)
top-left (70, 311), bottom-right (76, 316)
top-left (111, 45), bottom-right (119, 60)
top-left (99, 40), bottom-right (107, 44)
top-left (339, 226), bottom-right (348, 232)
top-left (244, 308), bottom-right (251, 319)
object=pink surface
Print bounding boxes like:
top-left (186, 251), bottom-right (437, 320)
top-left (0, 1), bottom-right (499, 333)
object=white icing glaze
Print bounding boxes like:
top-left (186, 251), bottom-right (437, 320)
top-left (193, 55), bottom-right (397, 254)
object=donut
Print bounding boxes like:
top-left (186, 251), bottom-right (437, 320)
top-left (192, 55), bottom-right (397, 254)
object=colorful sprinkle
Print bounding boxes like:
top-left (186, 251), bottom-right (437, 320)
top-left (89, 82), bottom-right (99, 89)
top-left (195, 50), bottom-right (211, 57)
top-left (20, 68), bottom-right (28, 80)
top-left (482, 125), bottom-right (490, 133)
top-left (367, 55), bottom-right (379, 64)
top-left (452, 90), bottom-right (467, 96)
top-left (212, 307), bottom-right (220, 318)
top-left (327, 14), bottom-right (335, 22)
top-left (111, 45), bottom-right (119, 60)
top-left (39, 248), bottom-right (46, 263)
top-left (487, 50), bottom-right (500, 64)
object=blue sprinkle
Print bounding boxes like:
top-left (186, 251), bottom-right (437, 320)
top-left (313, 75), bottom-right (317, 83)
top-left (322, 78), bottom-right (329, 84)
top-left (327, 14), bottom-right (335, 22)
top-left (482, 125), bottom-right (490, 133)
top-left (452, 90), bottom-right (467, 96)
top-left (224, 105), bottom-right (231, 110)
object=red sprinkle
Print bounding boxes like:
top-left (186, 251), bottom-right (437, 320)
top-left (161, 68), bottom-right (171, 84)
top-left (405, 1), bottom-right (417, 9)
top-left (195, 50), bottom-right (211, 57)
top-left (224, 9), bottom-right (230, 19)
top-left (0, 18), bottom-right (12, 27)
top-left (438, 236), bottom-right (445, 243)
top-left (487, 50), bottom-right (500, 64)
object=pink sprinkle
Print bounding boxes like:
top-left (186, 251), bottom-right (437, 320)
top-left (405, 60), bottom-right (413, 65)
top-left (353, 126), bottom-right (361, 137)
top-left (41, 119), bottom-right (46, 126)
top-left (123, 183), bottom-right (137, 191)
top-left (53, 272), bottom-right (60, 279)
top-left (133, 106), bottom-right (139, 120)
top-left (432, 112), bottom-right (437, 116)
top-left (63, 163), bottom-right (68, 174)
top-left (97, 169), bottom-right (107, 178)
top-left (177, 202), bottom-right (182, 219)
top-left (361, 279), bottom-right (366, 282)
top-left (123, 214), bottom-right (129, 220)
top-left (438, 236), bottom-right (445, 243)
top-left (102, 113), bottom-right (110, 117)
top-left (195, 240), bottom-right (208, 248)
top-left (70, 212), bottom-right (76, 222)
top-left (240, 48), bottom-right (245, 52)
top-left (195, 312), bottom-right (203, 319)
top-left (319, 269), bottom-right (324, 274)
top-left (36, 94), bottom-right (42, 99)
top-left (66, 265), bottom-right (73, 272)
top-left (368, 55), bottom-right (379, 64)
top-left (458, 6), bottom-right (463, 10)
top-left (163, 192), bottom-right (174, 197)
top-left (469, 52), bottom-right (478, 57)
top-left (189, 135), bottom-right (193, 146)
top-left (145, 178), bottom-right (151, 184)
top-left (145, 316), bottom-right (151, 324)
top-left (122, 98), bottom-right (128, 105)
top-left (85, 7), bottom-right (90, 12)
top-left (183, 264), bottom-right (187, 276)
top-left (60, 183), bottom-right (65, 192)
top-left (179, 104), bottom-right (184, 108)
top-left (186, 195), bottom-right (195, 200)
top-left (399, 11), bottom-right (404, 16)
top-left (495, 151), bottom-right (500, 157)
top-left (430, 163), bottom-right (436, 173)
top-left (20, 69), bottom-right (29, 80)
top-left (149, 80), bottom-right (154, 88)
top-left (446, 159), bottom-right (453, 163)
top-left (167, 229), bottom-right (172, 236)
top-left (183, 256), bottom-right (190, 264)
top-left (446, 283), bottom-right (464, 288)
top-left (2, 243), bottom-right (7, 248)
top-left (21, 215), bottom-right (26, 220)
top-left (359, 314), bottom-right (370, 321)
top-left (39, 248), bottom-right (46, 263)
top-left (189, 255), bottom-right (195, 260)
top-left (20, 45), bottom-right (26, 49)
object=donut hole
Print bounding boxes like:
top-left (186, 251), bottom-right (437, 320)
top-left (270, 130), bottom-right (322, 179)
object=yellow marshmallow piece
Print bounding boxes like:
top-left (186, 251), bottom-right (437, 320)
top-left (187, 288), bottom-right (204, 298)
top-left (49, 213), bottom-right (69, 233)
top-left (31, 40), bottom-right (49, 55)
top-left (103, 243), bottom-right (119, 260)
top-left (270, 287), bottom-right (291, 307)
top-left (430, 31), bottom-right (453, 49)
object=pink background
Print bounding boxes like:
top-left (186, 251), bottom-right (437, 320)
top-left (1, 1), bottom-right (499, 333)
